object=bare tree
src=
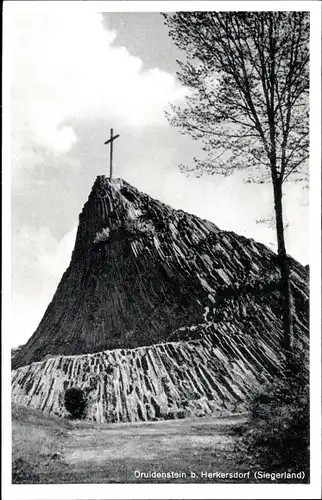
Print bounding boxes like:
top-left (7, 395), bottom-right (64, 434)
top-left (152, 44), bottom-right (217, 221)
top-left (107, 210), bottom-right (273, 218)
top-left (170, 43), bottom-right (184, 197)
top-left (163, 11), bottom-right (309, 354)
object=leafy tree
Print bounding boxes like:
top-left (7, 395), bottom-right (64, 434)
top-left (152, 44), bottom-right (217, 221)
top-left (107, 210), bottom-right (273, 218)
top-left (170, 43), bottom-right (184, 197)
top-left (64, 387), bottom-right (87, 419)
top-left (162, 11), bottom-right (309, 354)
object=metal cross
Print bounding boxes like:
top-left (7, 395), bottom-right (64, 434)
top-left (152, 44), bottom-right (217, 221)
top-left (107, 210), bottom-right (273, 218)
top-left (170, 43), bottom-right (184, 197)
top-left (104, 128), bottom-right (120, 179)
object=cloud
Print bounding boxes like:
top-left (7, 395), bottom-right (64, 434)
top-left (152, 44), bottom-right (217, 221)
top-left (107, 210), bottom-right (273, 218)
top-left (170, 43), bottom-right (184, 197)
top-left (9, 11), bottom-right (185, 167)
top-left (11, 226), bottom-right (77, 346)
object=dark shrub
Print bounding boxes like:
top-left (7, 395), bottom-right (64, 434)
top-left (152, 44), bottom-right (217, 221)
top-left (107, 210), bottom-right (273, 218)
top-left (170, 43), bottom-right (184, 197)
top-left (239, 348), bottom-right (309, 479)
top-left (64, 387), bottom-right (87, 419)
top-left (12, 457), bottom-right (39, 484)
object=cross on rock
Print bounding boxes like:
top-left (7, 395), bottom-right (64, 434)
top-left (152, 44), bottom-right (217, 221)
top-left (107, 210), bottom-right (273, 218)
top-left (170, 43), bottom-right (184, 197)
top-left (104, 128), bottom-right (120, 179)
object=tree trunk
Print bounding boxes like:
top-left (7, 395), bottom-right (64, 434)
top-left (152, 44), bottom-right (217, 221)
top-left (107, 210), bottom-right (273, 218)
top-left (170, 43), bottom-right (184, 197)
top-left (272, 178), bottom-right (293, 354)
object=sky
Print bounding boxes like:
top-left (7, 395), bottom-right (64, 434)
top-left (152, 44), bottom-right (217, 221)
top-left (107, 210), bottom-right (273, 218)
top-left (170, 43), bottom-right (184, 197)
top-left (8, 7), bottom-right (309, 348)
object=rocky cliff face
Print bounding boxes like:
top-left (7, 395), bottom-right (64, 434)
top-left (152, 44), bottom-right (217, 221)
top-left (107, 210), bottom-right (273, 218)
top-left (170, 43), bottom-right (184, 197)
top-left (11, 336), bottom-right (250, 423)
top-left (11, 315), bottom-right (296, 423)
top-left (11, 176), bottom-right (309, 422)
top-left (11, 309), bottom-right (308, 423)
top-left (12, 176), bottom-right (309, 370)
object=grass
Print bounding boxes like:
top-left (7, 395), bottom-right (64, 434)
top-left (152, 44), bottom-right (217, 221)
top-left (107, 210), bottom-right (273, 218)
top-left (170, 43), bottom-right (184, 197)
top-left (11, 404), bottom-right (305, 484)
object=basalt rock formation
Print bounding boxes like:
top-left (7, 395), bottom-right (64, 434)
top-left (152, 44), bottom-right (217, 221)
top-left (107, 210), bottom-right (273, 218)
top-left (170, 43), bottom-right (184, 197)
top-left (11, 176), bottom-right (309, 422)
top-left (10, 332), bottom-right (269, 423)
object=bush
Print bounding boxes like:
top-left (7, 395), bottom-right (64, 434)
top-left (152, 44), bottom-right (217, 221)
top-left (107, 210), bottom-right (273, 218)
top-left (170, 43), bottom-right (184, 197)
top-left (64, 387), bottom-right (87, 420)
top-left (239, 349), bottom-right (309, 478)
top-left (12, 457), bottom-right (39, 484)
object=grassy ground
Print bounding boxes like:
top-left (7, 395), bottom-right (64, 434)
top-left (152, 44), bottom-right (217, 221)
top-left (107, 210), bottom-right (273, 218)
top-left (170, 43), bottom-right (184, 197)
top-left (12, 405), bottom-right (255, 484)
